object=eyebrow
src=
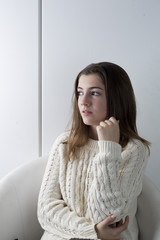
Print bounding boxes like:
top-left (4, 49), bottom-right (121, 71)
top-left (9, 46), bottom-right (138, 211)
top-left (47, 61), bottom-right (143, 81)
top-left (77, 86), bottom-right (104, 90)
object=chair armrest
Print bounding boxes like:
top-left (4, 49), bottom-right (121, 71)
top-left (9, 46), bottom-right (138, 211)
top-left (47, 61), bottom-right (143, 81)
top-left (0, 156), bottom-right (48, 240)
top-left (137, 175), bottom-right (160, 240)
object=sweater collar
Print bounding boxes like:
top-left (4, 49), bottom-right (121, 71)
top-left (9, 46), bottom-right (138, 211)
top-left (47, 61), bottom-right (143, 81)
top-left (86, 138), bottom-right (99, 151)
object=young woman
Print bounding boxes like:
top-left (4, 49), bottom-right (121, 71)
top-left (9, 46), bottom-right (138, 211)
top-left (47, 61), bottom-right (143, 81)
top-left (38, 62), bottom-right (150, 240)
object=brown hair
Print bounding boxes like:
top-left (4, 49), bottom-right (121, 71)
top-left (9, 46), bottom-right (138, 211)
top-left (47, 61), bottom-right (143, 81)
top-left (66, 62), bottom-right (150, 160)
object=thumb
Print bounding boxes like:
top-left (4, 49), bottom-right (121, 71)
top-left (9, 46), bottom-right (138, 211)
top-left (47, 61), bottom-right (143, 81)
top-left (103, 215), bottom-right (117, 225)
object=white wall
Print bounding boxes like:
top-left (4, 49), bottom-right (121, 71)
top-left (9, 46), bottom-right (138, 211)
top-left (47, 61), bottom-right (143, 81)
top-left (1, 0), bottom-right (160, 189)
top-left (42, 0), bottom-right (160, 188)
top-left (0, 0), bottom-right (39, 178)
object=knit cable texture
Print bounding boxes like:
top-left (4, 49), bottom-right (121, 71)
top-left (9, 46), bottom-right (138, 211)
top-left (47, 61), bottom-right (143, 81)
top-left (38, 132), bottom-right (148, 240)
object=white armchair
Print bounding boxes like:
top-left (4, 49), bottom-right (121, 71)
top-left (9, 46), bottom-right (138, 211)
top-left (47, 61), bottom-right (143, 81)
top-left (0, 156), bottom-right (160, 240)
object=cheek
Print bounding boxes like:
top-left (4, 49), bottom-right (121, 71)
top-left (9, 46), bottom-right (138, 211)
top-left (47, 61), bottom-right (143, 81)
top-left (96, 100), bottom-right (107, 118)
top-left (95, 98), bottom-right (107, 110)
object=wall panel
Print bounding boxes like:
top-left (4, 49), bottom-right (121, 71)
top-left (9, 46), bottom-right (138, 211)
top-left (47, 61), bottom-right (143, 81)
top-left (0, 0), bottom-right (39, 178)
top-left (42, 0), bottom-right (160, 188)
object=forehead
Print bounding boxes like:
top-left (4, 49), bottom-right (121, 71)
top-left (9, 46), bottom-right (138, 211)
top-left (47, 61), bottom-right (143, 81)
top-left (78, 74), bottom-right (105, 88)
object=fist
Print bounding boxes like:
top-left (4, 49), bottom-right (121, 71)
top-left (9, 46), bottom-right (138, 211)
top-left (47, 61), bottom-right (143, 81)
top-left (95, 215), bottom-right (129, 240)
top-left (96, 117), bottom-right (120, 143)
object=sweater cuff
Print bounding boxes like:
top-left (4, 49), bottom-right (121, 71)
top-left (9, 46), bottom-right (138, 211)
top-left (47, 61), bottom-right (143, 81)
top-left (83, 224), bottom-right (98, 239)
top-left (98, 141), bottom-right (122, 158)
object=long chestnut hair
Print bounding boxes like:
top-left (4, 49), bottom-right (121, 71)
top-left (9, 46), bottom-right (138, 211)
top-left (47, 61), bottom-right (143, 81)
top-left (66, 62), bottom-right (150, 160)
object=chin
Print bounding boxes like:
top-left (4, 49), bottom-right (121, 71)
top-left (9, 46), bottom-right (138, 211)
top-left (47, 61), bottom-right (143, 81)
top-left (83, 119), bottom-right (99, 126)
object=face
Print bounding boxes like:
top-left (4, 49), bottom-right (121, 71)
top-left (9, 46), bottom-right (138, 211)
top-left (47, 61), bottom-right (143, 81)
top-left (77, 74), bottom-right (107, 128)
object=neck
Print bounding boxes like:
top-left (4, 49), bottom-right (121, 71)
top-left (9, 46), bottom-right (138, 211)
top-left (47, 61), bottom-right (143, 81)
top-left (89, 126), bottom-right (98, 140)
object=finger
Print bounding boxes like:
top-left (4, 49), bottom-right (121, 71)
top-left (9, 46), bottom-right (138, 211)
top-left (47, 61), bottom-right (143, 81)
top-left (104, 120), bottom-right (113, 125)
top-left (103, 215), bottom-right (117, 225)
top-left (124, 216), bottom-right (129, 226)
top-left (109, 117), bottom-right (119, 124)
top-left (116, 216), bottom-right (129, 233)
top-left (99, 121), bottom-right (107, 127)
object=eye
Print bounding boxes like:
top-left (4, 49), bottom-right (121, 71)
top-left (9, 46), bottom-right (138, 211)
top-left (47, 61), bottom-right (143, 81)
top-left (77, 91), bottom-right (83, 96)
top-left (91, 91), bottom-right (100, 96)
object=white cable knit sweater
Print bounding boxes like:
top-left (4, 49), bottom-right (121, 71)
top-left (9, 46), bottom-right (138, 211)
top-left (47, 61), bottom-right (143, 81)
top-left (38, 131), bottom-right (148, 240)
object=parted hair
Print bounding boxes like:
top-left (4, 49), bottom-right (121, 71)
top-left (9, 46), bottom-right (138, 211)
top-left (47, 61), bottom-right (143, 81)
top-left (66, 62), bottom-right (150, 160)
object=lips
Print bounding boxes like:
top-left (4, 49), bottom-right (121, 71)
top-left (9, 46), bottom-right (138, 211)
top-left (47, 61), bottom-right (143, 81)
top-left (82, 110), bottom-right (92, 116)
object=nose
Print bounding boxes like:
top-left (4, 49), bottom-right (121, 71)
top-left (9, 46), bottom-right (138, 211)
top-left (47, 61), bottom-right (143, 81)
top-left (80, 93), bottom-right (90, 106)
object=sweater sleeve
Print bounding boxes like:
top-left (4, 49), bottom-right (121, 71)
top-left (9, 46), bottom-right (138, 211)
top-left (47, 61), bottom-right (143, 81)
top-left (37, 134), bottom-right (97, 239)
top-left (88, 139), bottom-right (148, 224)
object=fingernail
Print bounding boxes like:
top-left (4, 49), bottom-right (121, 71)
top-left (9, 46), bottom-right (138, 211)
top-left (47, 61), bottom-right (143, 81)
top-left (111, 214), bottom-right (116, 219)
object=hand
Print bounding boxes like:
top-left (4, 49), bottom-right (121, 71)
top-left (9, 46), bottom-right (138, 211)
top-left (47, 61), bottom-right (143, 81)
top-left (95, 215), bottom-right (129, 240)
top-left (96, 117), bottom-right (120, 143)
